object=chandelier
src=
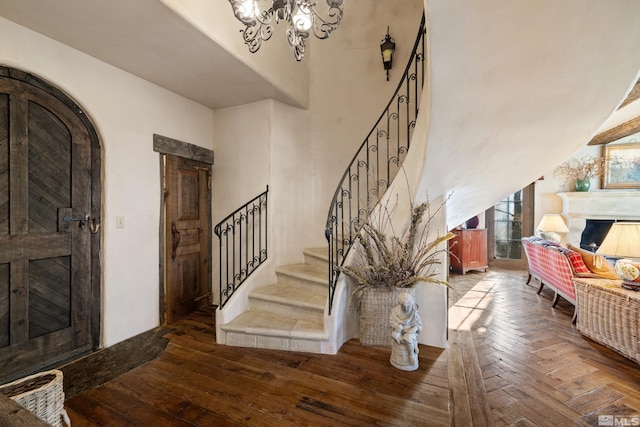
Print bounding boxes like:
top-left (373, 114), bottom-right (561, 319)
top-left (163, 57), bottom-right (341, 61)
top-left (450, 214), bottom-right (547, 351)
top-left (228, 0), bottom-right (345, 61)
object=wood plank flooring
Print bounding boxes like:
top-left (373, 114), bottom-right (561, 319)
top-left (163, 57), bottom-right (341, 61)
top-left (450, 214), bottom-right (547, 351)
top-left (65, 311), bottom-right (450, 426)
top-left (63, 269), bottom-right (640, 426)
top-left (450, 269), bottom-right (640, 427)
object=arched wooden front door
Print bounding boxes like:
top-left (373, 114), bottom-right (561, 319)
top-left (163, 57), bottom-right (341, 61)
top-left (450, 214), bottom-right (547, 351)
top-left (0, 68), bottom-right (101, 382)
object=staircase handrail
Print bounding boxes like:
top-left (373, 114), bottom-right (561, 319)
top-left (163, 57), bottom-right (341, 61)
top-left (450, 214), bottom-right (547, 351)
top-left (215, 186), bottom-right (269, 309)
top-left (324, 15), bottom-right (427, 314)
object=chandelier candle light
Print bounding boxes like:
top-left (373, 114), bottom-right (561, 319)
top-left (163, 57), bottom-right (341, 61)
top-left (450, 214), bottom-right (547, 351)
top-left (228, 0), bottom-right (345, 61)
top-left (597, 222), bottom-right (640, 291)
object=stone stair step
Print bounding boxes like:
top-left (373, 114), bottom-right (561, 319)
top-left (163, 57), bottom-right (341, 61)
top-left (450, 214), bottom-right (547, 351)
top-left (275, 263), bottom-right (327, 291)
top-left (303, 247), bottom-right (329, 269)
top-left (221, 310), bottom-right (327, 353)
top-left (249, 283), bottom-right (326, 323)
top-left (219, 248), bottom-right (335, 354)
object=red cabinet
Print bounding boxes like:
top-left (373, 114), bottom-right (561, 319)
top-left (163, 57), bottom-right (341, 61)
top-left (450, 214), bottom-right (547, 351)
top-left (449, 229), bottom-right (488, 275)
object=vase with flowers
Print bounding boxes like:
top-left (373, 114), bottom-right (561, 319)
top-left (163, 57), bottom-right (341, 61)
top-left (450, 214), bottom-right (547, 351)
top-left (339, 197), bottom-right (454, 346)
top-left (553, 155), bottom-right (606, 192)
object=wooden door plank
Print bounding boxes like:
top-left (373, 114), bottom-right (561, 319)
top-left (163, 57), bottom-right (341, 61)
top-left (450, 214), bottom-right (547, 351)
top-left (71, 140), bottom-right (92, 349)
top-left (0, 234), bottom-right (71, 263)
top-left (9, 260), bottom-right (28, 345)
top-left (0, 94), bottom-right (9, 235)
top-left (9, 96), bottom-right (28, 235)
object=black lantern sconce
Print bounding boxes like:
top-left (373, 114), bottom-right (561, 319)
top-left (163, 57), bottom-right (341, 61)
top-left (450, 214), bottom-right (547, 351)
top-left (380, 26), bottom-right (396, 81)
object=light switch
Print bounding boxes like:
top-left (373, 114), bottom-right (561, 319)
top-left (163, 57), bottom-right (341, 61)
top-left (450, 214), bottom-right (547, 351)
top-left (116, 216), bottom-right (125, 228)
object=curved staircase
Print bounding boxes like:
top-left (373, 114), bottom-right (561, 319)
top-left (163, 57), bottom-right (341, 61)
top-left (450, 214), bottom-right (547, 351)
top-left (217, 16), bottom-right (426, 354)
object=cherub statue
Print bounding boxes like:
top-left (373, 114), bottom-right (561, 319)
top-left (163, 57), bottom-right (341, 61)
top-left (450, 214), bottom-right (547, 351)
top-left (389, 292), bottom-right (422, 371)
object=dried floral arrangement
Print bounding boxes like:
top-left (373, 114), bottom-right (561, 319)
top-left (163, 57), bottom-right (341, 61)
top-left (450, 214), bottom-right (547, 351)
top-left (339, 196), bottom-right (454, 311)
top-left (553, 155), bottom-right (606, 182)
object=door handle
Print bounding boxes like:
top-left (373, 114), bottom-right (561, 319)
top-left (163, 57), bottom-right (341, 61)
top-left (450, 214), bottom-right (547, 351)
top-left (171, 222), bottom-right (181, 259)
top-left (88, 216), bottom-right (100, 234)
top-left (64, 212), bottom-right (89, 227)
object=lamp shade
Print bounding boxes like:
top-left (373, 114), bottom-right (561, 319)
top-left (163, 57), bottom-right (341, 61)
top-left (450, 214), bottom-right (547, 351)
top-left (597, 222), bottom-right (640, 290)
top-left (536, 214), bottom-right (569, 233)
top-left (597, 222), bottom-right (640, 258)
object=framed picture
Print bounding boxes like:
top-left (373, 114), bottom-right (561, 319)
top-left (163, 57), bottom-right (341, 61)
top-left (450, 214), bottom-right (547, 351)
top-left (602, 142), bottom-right (640, 189)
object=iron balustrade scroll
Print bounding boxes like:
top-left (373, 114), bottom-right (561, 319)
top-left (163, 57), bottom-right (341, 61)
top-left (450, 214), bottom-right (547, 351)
top-left (324, 15), bottom-right (427, 314)
top-left (215, 186), bottom-right (269, 309)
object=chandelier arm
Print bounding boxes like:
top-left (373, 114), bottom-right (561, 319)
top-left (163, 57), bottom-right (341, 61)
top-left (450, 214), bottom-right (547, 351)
top-left (228, 0), bottom-right (344, 60)
top-left (286, 29), bottom-right (306, 61)
top-left (233, 4), bottom-right (276, 54)
top-left (306, 1), bottom-right (344, 39)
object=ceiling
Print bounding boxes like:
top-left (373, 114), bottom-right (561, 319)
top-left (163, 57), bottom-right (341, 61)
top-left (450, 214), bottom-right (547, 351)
top-left (0, 0), bottom-right (287, 110)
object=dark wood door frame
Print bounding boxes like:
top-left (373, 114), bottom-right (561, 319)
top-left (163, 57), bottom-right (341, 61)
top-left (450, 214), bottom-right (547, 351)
top-left (0, 67), bottom-right (102, 376)
top-left (152, 134), bottom-right (213, 325)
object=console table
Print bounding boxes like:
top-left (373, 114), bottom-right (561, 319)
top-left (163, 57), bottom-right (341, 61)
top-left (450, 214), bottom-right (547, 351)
top-left (574, 278), bottom-right (640, 364)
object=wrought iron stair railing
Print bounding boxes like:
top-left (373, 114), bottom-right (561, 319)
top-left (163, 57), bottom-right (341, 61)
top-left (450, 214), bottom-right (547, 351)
top-left (324, 15), bottom-right (427, 314)
top-left (215, 186), bottom-right (269, 309)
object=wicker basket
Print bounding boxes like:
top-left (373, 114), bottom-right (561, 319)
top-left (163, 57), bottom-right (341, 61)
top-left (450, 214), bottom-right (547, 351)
top-left (575, 279), bottom-right (640, 364)
top-left (359, 287), bottom-right (415, 346)
top-left (0, 369), bottom-right (71, 427)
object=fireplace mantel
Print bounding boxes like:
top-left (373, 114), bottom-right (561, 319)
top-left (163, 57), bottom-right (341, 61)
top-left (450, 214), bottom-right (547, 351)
top-left (558, 191), bottom-right (640, 244)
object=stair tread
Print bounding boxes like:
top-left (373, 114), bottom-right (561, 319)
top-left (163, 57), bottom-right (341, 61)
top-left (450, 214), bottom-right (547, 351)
top-left (251, 283), bottom-right (326, 308)
top-left (303, 247), bottom-right (329, 260)
top-left (276, 263), bottom-right (327, 283)
top-left (221, 310), bottom-right (327, 340)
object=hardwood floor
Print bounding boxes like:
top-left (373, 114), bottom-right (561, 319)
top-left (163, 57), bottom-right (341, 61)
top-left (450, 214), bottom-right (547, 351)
top-left (64, 269), bottom-right (640, 426)
top-left (449, 269), bottom-right (640, 427)
top-left (65, 311), bottom-right (450, 426)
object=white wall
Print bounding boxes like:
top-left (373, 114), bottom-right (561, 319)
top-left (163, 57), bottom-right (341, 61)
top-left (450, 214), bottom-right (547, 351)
top-left (211, 98), bottom-right (312, 273)
top-left (160, 0), bottom-right (310, 109)
top-left (534, 131), bottom-right (640, 242)
top-left (0, 16), bottom-right (215, 347)
top-left (422, 0), bottom-right (640, 230)
top-left (307, 0), bottom-right (425, 246)
top-left (212, 101), bottom-right (272, 219)
top-left (535, 145), bottom-right (601, 227)
top-left (212, 0), bottom-right (425, 264)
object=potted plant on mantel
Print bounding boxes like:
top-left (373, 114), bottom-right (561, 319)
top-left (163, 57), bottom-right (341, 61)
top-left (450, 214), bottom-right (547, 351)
top-left (553, 155), bottom-right (606, 192)
top-left (339, 198), bottom-right (454, 347)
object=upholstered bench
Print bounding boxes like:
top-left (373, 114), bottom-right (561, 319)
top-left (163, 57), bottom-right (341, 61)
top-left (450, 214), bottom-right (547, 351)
top-left (521, 237), bottom-right (619, 323)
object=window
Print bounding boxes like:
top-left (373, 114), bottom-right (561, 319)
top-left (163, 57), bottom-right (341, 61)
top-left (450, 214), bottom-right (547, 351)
top-left (485, 184), bottom-right (535, 268)
top-left (494, 191), bottom-right (523, 260)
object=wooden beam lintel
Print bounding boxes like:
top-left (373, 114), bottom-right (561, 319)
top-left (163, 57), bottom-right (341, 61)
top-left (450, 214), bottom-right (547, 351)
top-left (588, 115), bottom-right (640, 146)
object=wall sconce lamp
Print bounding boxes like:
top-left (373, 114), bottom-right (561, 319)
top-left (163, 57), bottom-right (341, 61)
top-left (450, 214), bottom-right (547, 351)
top-left (380, 27), bottom-right (396, 81)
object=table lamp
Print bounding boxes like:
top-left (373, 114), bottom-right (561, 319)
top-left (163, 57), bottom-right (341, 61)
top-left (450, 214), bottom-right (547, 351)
top-left (537, 214), bottom-right (569, 243)
top-left (597, 222), bottom-right (640, 291)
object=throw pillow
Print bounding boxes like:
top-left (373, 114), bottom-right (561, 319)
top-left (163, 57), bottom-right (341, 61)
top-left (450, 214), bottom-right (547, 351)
top-left (566, 243), bottom-right (619, 280)
top-left (563, 250), bottom-right (591, 275)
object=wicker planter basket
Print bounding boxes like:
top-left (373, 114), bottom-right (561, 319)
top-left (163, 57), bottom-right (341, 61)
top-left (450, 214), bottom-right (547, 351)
top-left (359, 287), bottom-right (415, 346)
top-left (0, 369), bottom-right (71, 427)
